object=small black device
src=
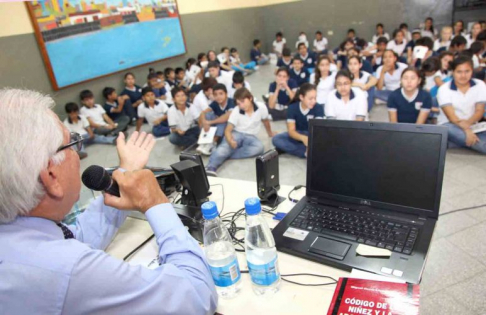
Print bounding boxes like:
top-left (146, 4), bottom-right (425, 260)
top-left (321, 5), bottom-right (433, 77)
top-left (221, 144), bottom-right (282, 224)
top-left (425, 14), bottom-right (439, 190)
top-left (171, 160), bottom-right (210, 207)
top-left (256, 149), bottom-right (285, 207)
top-left (272, 120), bottom-right (448, 284)
top-left (179, 151), bottom-right (210, 196)
top-left (172, 203), bottom-right (204, 242)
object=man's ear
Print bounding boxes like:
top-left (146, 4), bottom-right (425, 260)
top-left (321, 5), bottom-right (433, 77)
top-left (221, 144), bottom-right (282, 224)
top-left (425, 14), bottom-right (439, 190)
top-left (38, 163), bottom-right (64, 199)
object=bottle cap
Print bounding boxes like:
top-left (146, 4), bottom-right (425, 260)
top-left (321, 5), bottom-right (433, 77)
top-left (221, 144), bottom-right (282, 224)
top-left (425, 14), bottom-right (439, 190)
top-left (245, 197), bottom-right (261, 215)
top-left (201, 201), bottom-right (219, 220)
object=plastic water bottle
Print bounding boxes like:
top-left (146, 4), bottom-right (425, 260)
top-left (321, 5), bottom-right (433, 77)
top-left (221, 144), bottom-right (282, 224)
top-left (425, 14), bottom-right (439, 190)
top-left (244, 198), bottom-right (281, 295)
top-left (202, 201), bottom-right (242, 298)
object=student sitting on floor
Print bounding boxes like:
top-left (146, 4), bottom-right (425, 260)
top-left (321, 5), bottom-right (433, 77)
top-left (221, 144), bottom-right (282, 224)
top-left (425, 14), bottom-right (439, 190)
top-left (206, 88), bottom-right (275, 176)
top-left (310, 55), bottom-right (337, 106)
top-left (192, 77), bottom-right (217, 119)
top-left (411, 37), bottom-right (434, 68)
top-left (276, 47), bottom-right (293, 73)
top-left (207, 61), bottom-right (233, 91)
top-left (168, 87), bottom-right (201, 149)
top-left (421, 17), bottom-right (438, 40)
top-left (336, 39), bottom-right (355, 69)
top-left (405, 29), bottom-right (422, 63)
top-left (186, 57), bottom-right (204, 92)
top-left (295, 32), bottom-right (309, 49)
top-left (228, 71), bottom-right (251, 99)
top-left (273, 32), bottom-right (286, 57)
top-left (102, 87), bottom-right (136, 123)
top-left (371, 36), bottom-right (388, 71)
top-left (250, 39), bottom-right (269, 66)
top-left (325, 70), bottom-right (368, 121)
top-left (313, 31), bottom-right (328, 55)
top-left (268, 68), bottom-right (298, 121)
top-left (437, 56), bottom-right (486, 154)
top-left (156, 70), bottom-right (174, 106)
top-left (272, 83), bottom-right (323, 158)
top-left (372, 23), bottom-right (390, 44)
top-left (230, 47), bottom-right (256, 74)
top-left (386, 29), bottom-right (407, 58)
top-left (449, 35), bottom-right (467, 56)
top-left (346, 47), bottom-right (373, 74)
top-left (136, 87), bottom-right (170, 138)
top-left (466, 22), bottom-right (482, 49)
top-left (165, 67), bottom-right (176, 88)
top-left (434, 26), bottom-right (453, 52)
top-left (80, 90), bottom-right (127, 136)
top-left (289, 57), bottom-right (310, 87)
top-left (121, 73), bottom-right (143, 115)
top-left (198, 84), bottom-right (235, 155)
top-left (347, 28), bottom-right (358, 45)
top-left (174, 67), bottom-right (190, 93)
top-left (214, 48), bottom-right (232, 72)
top-left (64, 102), bottom-right (116, 159)
top-left (400, 23), bottom-right (412, 42)
top-left (453, 20), bottom-right (466, 38)
top-left (348, 55), bottom-right (377, 112)
top-left (295, 42), bottom-right (317, 71)
top-left (375, 50), bottom-right (408, 102)
top-left (147, 72), bottom-right (167, 101)
top-left (387, 67), bottom-right (432, 124)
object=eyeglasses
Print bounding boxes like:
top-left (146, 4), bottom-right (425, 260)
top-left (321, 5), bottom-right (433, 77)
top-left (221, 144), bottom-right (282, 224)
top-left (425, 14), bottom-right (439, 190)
top-left (57, 132), bottom-right (84, 153)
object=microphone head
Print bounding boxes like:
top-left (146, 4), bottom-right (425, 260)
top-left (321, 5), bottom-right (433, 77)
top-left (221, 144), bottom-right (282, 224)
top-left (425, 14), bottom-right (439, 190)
top-left (82, 165), bottom-right (112, 191)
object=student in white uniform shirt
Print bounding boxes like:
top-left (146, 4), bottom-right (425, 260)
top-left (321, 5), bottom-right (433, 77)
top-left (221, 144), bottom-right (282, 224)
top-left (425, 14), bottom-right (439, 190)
top-left (79, 90), bottom-right (125, 137)
top-left (191, 77), bottom-right (217, 119)
top-left (386, 29), bottom-right (407, 57)
top-left (400, 23), bottom-right (412, 42)
top-left (310, 55), bottom-right (336, 105)
top-left (206, 88), bottom-right (275, 176)
top-left (228, 71), bottom-right (251, 99)
top-left (168, 87), bottom-right (201, 148)
top-left (273, 32), bottom-right (287, 57)
top-left (453, 20), bottom-right (466, 38)
top-left (325, 70), bottom-right (368, 121)
top-left (348, 56), bottom-right (377, 111)
top-left (421, 17), bottom-right (438, 40)
top-left (313, 31), bottom-right (328, 55)
top-left (466, 22), bottom-right (482, 48)
top-left (295, 32), bottom-right (309, 49)
top-left (437, 56), bottom-right (486, 154)
top-left (434, 26), bottom-right (453, 52)
top-left (136, 87), bottom-right (170, 138)
top-left (372, 23), bottom-right (390, 44)
top-left (207, 61), bottom-right (233, 92)
top-left (375, 50), bottom-right (408, 102)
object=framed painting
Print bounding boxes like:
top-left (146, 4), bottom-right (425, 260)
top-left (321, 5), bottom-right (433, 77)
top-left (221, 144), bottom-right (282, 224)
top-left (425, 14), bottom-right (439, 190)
top-left (26, 0), bottom-right (187, 90)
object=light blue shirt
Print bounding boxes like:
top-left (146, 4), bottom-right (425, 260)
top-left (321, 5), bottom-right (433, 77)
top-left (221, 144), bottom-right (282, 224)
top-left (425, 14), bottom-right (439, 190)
top-left (0, 196), bottom-right (218, 314)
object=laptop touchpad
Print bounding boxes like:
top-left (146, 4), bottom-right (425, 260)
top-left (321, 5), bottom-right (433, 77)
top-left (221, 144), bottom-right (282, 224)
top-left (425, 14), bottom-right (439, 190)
top-left (309, 237), bottom-right (351, 260)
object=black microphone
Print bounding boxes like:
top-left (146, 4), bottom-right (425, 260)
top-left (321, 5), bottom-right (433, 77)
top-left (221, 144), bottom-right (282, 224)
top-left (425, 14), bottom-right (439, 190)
top-left (82, 165), bottom-right (120, 197)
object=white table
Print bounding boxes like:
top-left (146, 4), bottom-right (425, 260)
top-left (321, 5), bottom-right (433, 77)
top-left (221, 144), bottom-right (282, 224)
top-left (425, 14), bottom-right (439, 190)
top-left (105, 177), bottom-right (351, 315)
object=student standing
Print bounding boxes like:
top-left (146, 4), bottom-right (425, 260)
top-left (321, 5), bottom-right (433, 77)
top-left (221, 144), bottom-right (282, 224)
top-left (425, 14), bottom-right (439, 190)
top-left (421, 17), bottom-right (438, 39)
top-left (268, 68), bottom-right (298, 120)
top-left (289, 58), bottom-right (310, 87)
top-left (313, 31), bottom-right (328, 55)
top-left (434, 26), bottom-right (453, 52)
top-left (372, 23), bottom-right (390, 44)
top-left (348, 55), bottom-right (377, 111)
top-left (136, 87), bottom-right (170, 138)
top-left (206, 88), bottom-right (275, 176)
top-left (375, 50), bottom-right (407, 102)
top-left (272, 83), bottom-right (323, 158)
top-left (102, 87), bottom-right (135, 123)
top-left (272, 32), bottom-right (287, 57)
top-left (168, 87), bottom-right (201, 148)
top-left (250, 39), bottom-right (269, 65)
top-left (191, 77), bottom-right (217, 119)
top-left (79, 90), bottom-right (127, 136)
top-left (325, 70), bottom-right (368, 121)
top-left (437, 56), bottom-right (486, 154)
top-left (310, 56), bottom-right (337, 105)
top-left (121, 73), bottom-right (143, 114)
top-left (387, 67), bottom-right (432, 124)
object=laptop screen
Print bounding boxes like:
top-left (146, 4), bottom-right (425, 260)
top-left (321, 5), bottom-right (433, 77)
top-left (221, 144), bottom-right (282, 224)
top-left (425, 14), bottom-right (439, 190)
top-left (308, 123), bottom-right (445, 213)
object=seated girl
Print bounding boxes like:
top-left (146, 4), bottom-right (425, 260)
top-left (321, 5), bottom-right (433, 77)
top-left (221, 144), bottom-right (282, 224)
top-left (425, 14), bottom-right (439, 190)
top-left (347, 55), bottom-right (378, 111)
top-left (268, 68), bottom-right (298, 121)
top-left (310, 55), bottom-right (336, 106)
top-left (375, 50), bottom-right (407, 102)
top-left (229, 47), bottom-right (256, 74)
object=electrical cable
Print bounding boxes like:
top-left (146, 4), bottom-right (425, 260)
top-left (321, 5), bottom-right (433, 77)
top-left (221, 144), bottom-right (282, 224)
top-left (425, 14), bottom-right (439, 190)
top-left (240, 270), bottom-right (338, 286)
top-left (123, 234), bottom-right (155, 261)
top-left (288, 185), bottom-right (306, 203)
top-left (439, 203), bottom-right (486, 216)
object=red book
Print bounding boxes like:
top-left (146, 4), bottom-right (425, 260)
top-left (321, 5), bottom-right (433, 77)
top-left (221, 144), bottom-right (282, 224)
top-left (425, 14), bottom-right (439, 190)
top-left (327, 278), bottom-right (419, 315)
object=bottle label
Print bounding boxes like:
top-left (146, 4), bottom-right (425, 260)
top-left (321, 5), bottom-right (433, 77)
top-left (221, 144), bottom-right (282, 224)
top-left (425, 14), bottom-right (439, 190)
top-left (209, 258), bottom-right (241, 287)
top-left (247, 256), bottom-right (280, 286)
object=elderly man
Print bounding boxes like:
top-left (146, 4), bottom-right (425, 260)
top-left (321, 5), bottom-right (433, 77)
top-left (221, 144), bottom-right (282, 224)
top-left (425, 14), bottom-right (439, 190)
top-left (0, 89), bottom-right (217, 314)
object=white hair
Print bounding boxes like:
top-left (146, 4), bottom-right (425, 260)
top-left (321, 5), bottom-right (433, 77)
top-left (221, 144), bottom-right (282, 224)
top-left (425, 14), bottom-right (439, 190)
top-left (0, 88), bottom-right (65, 223)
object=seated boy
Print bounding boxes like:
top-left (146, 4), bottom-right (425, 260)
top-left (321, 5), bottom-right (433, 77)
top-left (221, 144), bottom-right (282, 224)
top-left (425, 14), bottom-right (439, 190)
top-left (207, 61), bottom-right (233, 91)
top-left (102, 87), bottom-right (135, 123)
top-left (175, 67), bottom-right (190, 92)
top-left (191, 77), bottom-right (218, 118)
top-left (198, 84), bottom-right (235, 154)
top-left (273, 32), bottom-right (286, 57)
top-left (136, 87), bottom-right (170, 137)
top-left (289, 57), bottom-right (310, 87)
top-left (250, 39), bottom-right (269, 66)
top-left (156, 71), bottom-right (174, 106)
top-left (79, 89), bottom-right (127, 136)
top-left (64, 102), bottom-right (116, 157)
top-left (295, 42), bottom-right (317, 71)
top-left (228, 71), bottom-right (252, 99)
top-left (168, 87), bottom-right (201, 148)
top-left (165, 67), bottom-right (176, 88)
top-left (147, 72), bottom-right (167, 101)
top-left (276, 47), bottom-right (293, 73)
top-left (313, 31), bottom-right (328, 55)
top-left (206, 88), bottom-right (275, 176)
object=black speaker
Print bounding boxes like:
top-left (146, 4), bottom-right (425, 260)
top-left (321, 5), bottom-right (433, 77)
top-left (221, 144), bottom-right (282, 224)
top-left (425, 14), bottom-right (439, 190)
top-left (171, 160), bottom-right (210, 207)
top-left (256, 149), bottom-right (285, 207)
top-left (179, 151), bottom-right (210, 196)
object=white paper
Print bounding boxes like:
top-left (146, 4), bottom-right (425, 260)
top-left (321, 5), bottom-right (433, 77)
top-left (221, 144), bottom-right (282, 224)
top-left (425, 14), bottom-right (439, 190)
top-left (350, 269), bottom-right (406, 284)
top-left (413, 46), bottom-right (428, 60)
top-left (198, 127), bottom-right (217, 144)
top-left (471, 122), bottom-right (486, 134)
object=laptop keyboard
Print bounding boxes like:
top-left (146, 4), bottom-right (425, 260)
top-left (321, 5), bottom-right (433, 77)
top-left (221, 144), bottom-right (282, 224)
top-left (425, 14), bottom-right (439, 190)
top-left (290, 205), bottom-right (419, 255)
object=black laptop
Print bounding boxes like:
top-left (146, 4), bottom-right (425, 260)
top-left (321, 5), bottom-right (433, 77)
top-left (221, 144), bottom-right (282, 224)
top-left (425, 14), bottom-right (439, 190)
top-left (272, 120), bottom-right (448, 284)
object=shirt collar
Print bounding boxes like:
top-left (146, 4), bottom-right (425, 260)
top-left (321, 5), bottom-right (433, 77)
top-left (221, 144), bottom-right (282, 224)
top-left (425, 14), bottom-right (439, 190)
top-left (359, 71), bottom-right (364, 79)
top-left (239, 101), bottom-right (258, 115)
top-left (105, 101), bottom-right (116, 107)
top-left (450, 79), bottom-right (476, 91)
top-left (9, 216), bottom-right (65, 240)
top-left (145, 100), bottom-right (159, 108)
top-left (335, 89), bottom-right (355, 100)
top-left (394, 63), bottom-right (399, 70)
top-left (299, 102), bottom-right (310, 115)
top-left (401, 88), bottom-right (419, 102)
top-left (300, 53), bottom-right (309, 60)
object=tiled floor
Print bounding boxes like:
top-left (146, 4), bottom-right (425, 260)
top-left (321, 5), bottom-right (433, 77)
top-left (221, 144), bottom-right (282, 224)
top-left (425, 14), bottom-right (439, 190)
top-left (78, 64), bottom-right (486, 315)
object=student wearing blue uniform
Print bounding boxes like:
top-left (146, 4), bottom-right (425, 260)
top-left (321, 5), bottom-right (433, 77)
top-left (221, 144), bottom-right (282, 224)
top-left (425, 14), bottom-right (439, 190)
top-left (165, 67), bottom-right (176, 88)
top-left (348, 56), bottom-right (377, 111)
top-left (102, 87), bottom-right (134, 124)
top-left (289, 58), bottom-right (310, 87)
top-left (272, 83), bottom-right (323, 158)
top-left (387, 67), bottom-right (432, 124)
top-left (405, 29), bottom-right (422, 64)
top-left (336, 39), bottom-right (355, 69)
top-left (250, 39), bottom-right (269, 65)
top-left (437, 56), bottom-right (486, 154)
top-left (121, 73), bottom-right (143, 116)
top-left (147, 73), bottom-right (167, 101)
top-left (371, 37), bottom-right (388, 71)
top-left (295, 43), bottom-right (316, 71)
top-left (268, 68), bottom-right (298, 121)
top-left (276, 47), bottom-right (293, 73)
top-left (199, 84), bottom-right (235, 152)
top-left (347, 47), bottom-right (373, 74)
